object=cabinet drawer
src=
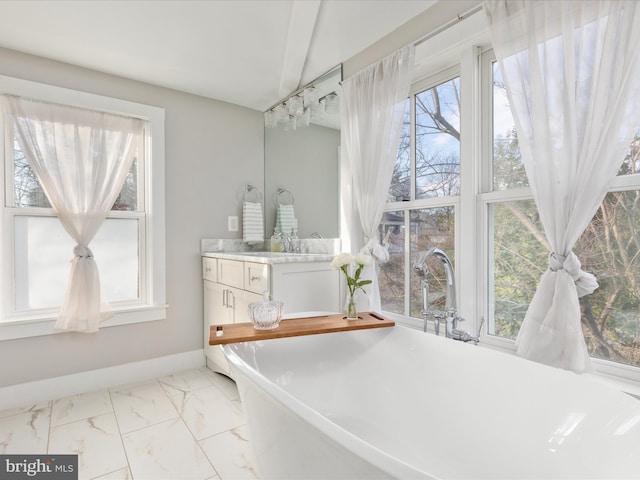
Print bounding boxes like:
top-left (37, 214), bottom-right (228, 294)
top-left (202, 257), bottom-right (217, 282)
top-left (217, 259), bottom-right (244, 288)
top-left (244, 262), bottom-right (270, 295)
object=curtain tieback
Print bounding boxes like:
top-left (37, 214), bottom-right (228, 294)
top-left (548, 251), bottom-right (598, 298)
top-left (74, 244), bottom-right (94, 259)
top-left (362, 235), bottom-right (389, 263)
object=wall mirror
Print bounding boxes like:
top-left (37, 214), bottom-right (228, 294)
top-left (264, 64), bottom-right (342, 239)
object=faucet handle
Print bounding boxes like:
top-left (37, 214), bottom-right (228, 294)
top-left (451, 329), bottom-right (480, 344)
top-left (476, 316), bottom-right (485, 338)
top-left (424, 310), bottom-right (445, 336)
top-left (446, 310), bottom-right (463, 332)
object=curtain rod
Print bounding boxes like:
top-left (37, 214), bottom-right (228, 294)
top-left (414, 3), bottom-right (485, 48)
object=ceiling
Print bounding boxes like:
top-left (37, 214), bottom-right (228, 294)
top-left (0, 0), bottom-right (438, 112)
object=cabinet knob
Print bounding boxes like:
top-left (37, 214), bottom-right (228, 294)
top-left (250, 275), bottom-right (261, 282)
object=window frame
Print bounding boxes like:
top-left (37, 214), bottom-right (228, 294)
top-left (381, 65), bottom-right (462, 327)
top-left (0, 75), bottom-right (166, 340)
top-left (479, 50), bottom-right (640, 384)
top-left (378, 13), bottom-right (640, 386)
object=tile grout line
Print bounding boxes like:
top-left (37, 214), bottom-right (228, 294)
top-left (168, 369), bottom-right (223, 480)
top-left (45, 400), bottom-right (53, 456)
top-left (105, 386), bottom-right (132, 480)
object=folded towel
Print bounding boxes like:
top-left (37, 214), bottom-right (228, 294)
top-left (276, 204), bottom-right (298, 235)
top-left (243, 201), bottom-right (264, 244)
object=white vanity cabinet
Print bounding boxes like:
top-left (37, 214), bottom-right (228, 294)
top-left (202, 252), bottom-right (340, 377)
top-left (203, 257), bottom-right (263, 377)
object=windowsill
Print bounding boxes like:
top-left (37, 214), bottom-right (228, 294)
top-left (0, 304), bottom-right (168, 340)
top-left (587, 359), bottom-right (640, 399)
top-left (389, 312), bottom-right (640, 397)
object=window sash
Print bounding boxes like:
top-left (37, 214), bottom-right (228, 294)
top-left (382, 67), bottom-right (462, 320)
top-left (5, 122), bottom-right (145, 211)
top-left (6, 209), bottom-right (146, 317)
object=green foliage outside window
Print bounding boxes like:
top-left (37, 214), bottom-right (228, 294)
top-left (491, 129), bottom-right (640, 367)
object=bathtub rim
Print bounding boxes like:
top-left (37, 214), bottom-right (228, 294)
top-left (223, 330), bottom-right (437, 480)
top-left (384, 310), bottom-right (640, 398)
top-left (224, 325), bottom-right (640, 480)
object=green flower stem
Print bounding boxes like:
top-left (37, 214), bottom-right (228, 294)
top-left (341, 263), bottom-right (372, 297)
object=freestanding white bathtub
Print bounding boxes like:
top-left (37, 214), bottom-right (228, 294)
top-left (223, 324), bottom-right (640, 479)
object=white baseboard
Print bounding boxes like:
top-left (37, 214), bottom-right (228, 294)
top-left (0, 349), bottom-right (205, 411)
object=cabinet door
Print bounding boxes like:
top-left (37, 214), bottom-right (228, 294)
top-left (227, 286), bottom-right (262, 324)
top-left (271, 262), bottom-right (341, 314)
top-left (203, 280), bottom-right (234, 377)
top-left (204, 280), bottom-right (233, 329)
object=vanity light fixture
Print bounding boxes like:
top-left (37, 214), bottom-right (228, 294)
top-left (310, 97), bottom-right (325, 121)
top-left (265, 87), bottom-right (339, 129)
top-left (298, 107), bottom-right (310, 128)
top-left (284, 114), bottom-right (297, 131)
top-left (324, 92), bottom-right (339, 114)
top-left (303, 86), bottom-right (318, 107)
top-left (274, 103), bottom-right (289, 124)
top-left (264, 109), bottom-right (278, 128)
top-left (287, 95), bottom-right (303, 116)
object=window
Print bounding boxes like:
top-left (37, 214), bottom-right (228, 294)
top-left (377, 38), bottom-right (640, 382)
top-left (11, 137), bottom-right (142, 312)
top-left (0, 75), bottom-right (166, 339)
top-left (379, 69), bottom-right (460, 320)
top-left (482, 52), bottom-right (640, 370)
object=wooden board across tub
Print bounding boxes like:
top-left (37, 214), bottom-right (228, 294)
top-left (209, 311), bottom-right (394, 345)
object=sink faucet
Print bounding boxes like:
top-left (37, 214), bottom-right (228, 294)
top-left (280, 231), bottom-right (292, 253)
top-left (412, 247), bottom-right (483, 344)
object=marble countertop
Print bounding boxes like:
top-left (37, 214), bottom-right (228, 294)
top-left (202, 251), bottom-right (335, 264)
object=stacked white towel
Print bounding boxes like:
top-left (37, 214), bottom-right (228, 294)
top-left (243, 201), bottom-right (264, 245)
top-left (276, 204), bottom-right (298, 235)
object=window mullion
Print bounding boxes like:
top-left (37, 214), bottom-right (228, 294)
top-left (403, 210), bottom-right (411, 316)
top-left (405, 91), bottom-right (416, 316)
top-left (3, 120), bottom-right (13, 208)
top-left (410, 93), bottom-right (416, 201)
top-left (480, 49), bottom-right (496, 194)
top-left (137, 130), bottom-right (146, 212)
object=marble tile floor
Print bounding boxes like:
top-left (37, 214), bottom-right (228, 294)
top-left (0, 368), bottom-right (260, 480)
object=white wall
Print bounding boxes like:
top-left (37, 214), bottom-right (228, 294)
top-left (0, 47), bottom-right (264, 387)
top-left (341, 0), bottom-right (482, 79)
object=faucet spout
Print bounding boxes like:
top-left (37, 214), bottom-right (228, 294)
top-left (413, 247), bottom-right (457, 312)
top-left (412, 247), bottom-right (481, 344)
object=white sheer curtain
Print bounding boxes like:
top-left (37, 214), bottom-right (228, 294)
top-left (341, 45), bottom-right (414, 311)
top-left (485, 0), bottom-right (640, 372)
top-left (2, 95), bottom-right (144, 333)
